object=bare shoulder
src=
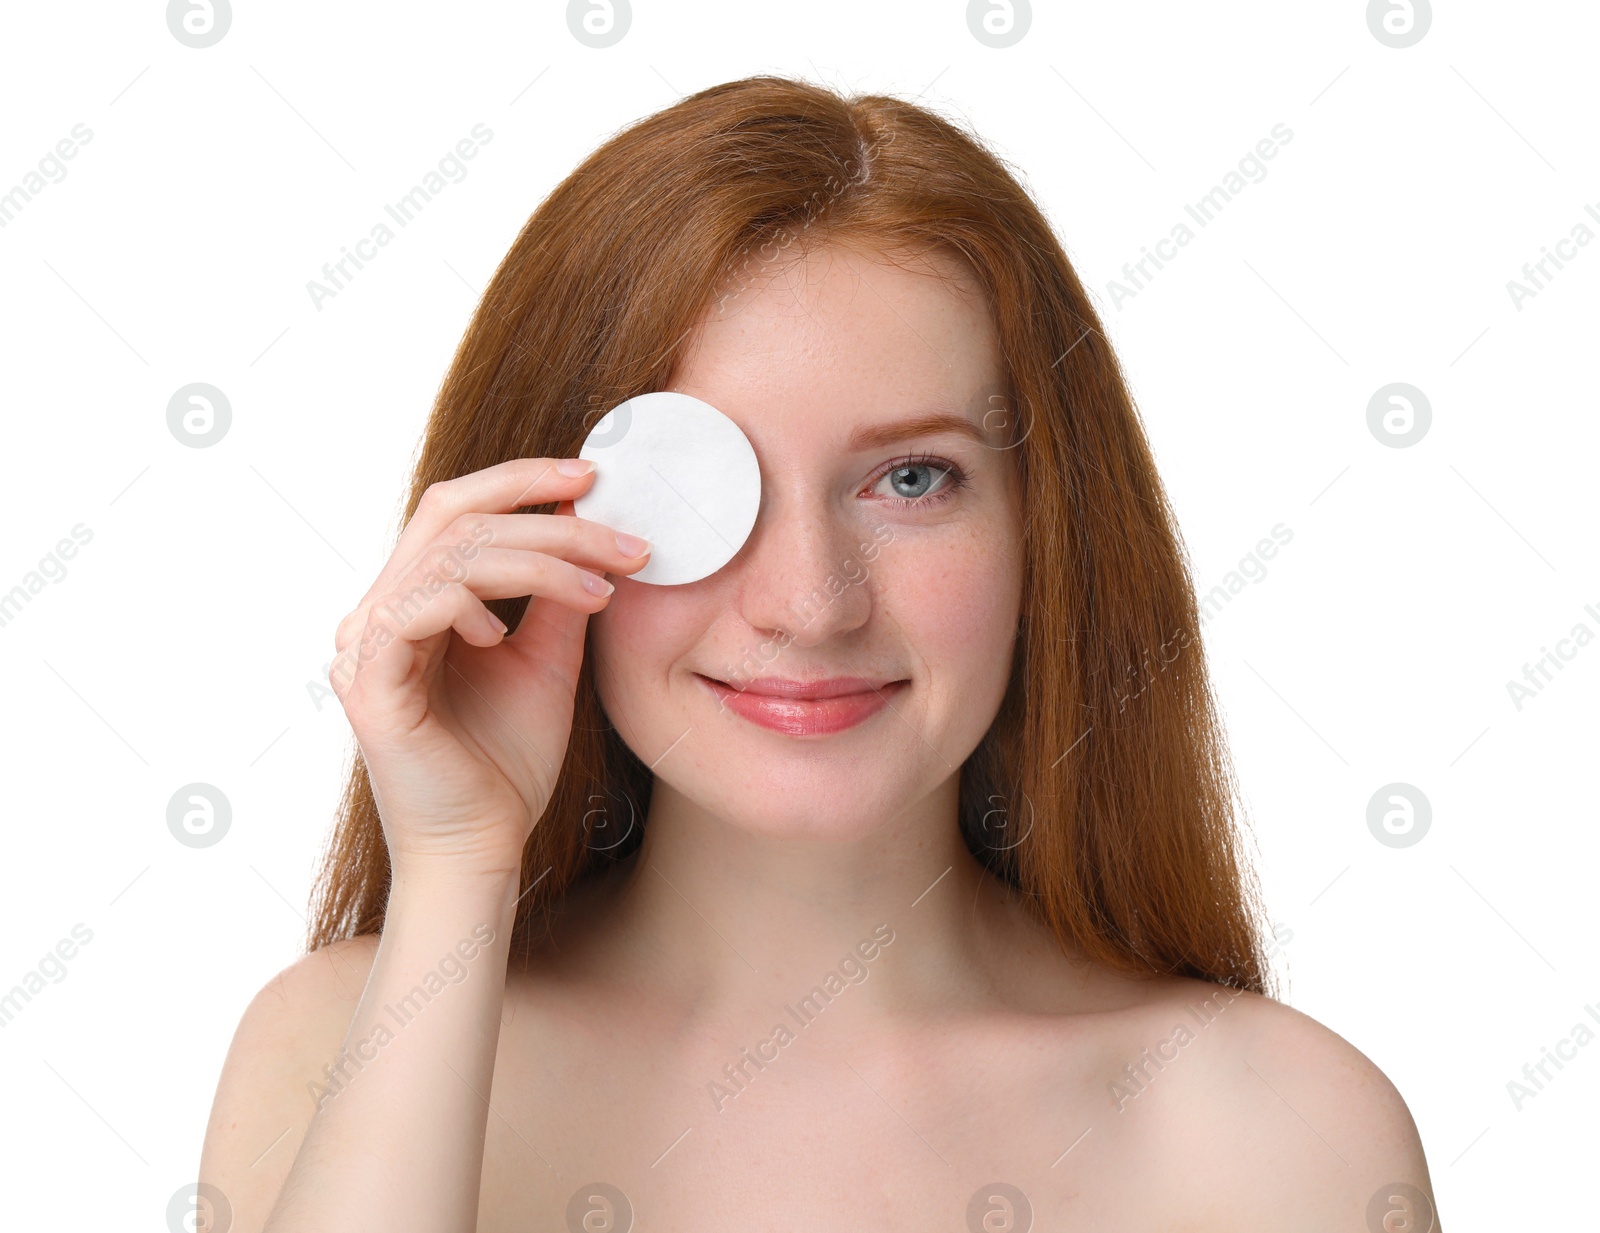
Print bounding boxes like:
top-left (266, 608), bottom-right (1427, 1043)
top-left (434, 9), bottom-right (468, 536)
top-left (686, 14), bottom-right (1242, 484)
top-left (1135, 980), bottom-right (1442, 1231)
top-left (198, 935), bottom-right (380, 1226)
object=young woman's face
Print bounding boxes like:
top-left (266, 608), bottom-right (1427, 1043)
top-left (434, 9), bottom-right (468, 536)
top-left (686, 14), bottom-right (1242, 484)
top-left (589, 241), bottom-right (1025, 841)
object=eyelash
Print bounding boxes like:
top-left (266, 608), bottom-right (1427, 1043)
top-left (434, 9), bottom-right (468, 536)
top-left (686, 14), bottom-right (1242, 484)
top-left (868, 452), bottom-right (970, 509)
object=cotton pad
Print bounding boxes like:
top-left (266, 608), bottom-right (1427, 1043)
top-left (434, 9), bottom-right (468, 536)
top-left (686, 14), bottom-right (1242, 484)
top-left (573, 391), bottom-right (761, 586)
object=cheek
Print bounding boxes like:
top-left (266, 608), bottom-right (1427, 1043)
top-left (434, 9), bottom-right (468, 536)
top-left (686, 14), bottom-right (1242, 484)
top-left (879, 525), bottom-right (1022, 682)
top-left (590, 578), bottom-right (704, 703)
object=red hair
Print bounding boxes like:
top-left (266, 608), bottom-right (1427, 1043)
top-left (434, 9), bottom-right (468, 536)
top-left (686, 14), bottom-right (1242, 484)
top-left (308, 74), bottom-right (1277, 996)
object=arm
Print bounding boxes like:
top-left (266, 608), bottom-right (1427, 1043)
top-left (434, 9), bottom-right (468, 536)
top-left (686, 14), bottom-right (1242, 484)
top-left (199, 456), bottom-right (649, 1229)
top-left (199, 865), bottom-right (519, 1233)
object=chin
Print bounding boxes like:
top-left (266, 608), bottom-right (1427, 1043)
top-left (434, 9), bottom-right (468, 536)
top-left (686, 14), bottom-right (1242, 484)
top-left (679, 770), bottom-right (928, 845)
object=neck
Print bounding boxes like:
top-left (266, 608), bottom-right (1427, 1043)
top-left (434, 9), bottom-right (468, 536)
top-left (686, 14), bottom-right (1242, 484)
top-left (569, 772), bottom-right (1025, 1021)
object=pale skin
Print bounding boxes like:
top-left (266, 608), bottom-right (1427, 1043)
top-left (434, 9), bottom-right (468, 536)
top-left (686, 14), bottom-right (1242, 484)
top-left (199, 241), bottom-right (1440, 1231)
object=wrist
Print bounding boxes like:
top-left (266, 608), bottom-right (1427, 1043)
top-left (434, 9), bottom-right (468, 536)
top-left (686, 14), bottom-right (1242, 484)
top-left (387, 857), bottom-right (522, 918)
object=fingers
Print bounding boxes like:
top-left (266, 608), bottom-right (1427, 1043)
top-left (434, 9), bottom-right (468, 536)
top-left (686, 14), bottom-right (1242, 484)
top-left (331, 513), bottom-right (651, 706)
top-left (340, 579), bottom-right (509, 703)
top-left (434, 512), bottom-right (651, 575)
top-left (393, 543), bottom-right (624, 619)
top-left (335, 522), bottom-right (647, 653)
top-left (335, 460), bottom-right (649, 657)
top-left (365, 458), bottom-right (601, 625)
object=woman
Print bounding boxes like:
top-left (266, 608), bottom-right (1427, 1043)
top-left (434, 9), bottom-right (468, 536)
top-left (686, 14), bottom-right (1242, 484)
top-left (199, 75), bottom-right (1439, 1232)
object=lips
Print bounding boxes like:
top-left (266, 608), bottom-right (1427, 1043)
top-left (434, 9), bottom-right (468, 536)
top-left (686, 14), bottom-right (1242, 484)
top-left (695, 673), bottom-right (907, 736)
top-left (713, 675), bottom-right (895, 700)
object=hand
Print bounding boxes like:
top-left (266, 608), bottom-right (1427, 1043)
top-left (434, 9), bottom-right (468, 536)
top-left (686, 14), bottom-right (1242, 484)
top-left (328, 457), bottom-right (650, 879)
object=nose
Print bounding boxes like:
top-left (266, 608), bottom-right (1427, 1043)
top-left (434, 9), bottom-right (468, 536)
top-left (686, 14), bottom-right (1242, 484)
top-left (733, 485), bottom-right (873, 649)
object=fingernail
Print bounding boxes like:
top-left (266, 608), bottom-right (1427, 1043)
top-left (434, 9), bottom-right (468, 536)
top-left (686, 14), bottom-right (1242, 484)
top-left (581, 571), bottom-right (615, 597)
top-left (558, 458), bottom-right (595, 476)
top-left (614, 531), bottom-right (650, 556)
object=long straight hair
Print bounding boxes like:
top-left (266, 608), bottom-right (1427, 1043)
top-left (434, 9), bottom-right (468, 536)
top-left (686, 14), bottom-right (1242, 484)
top-left (307, 74), bottom-right (1277, 997)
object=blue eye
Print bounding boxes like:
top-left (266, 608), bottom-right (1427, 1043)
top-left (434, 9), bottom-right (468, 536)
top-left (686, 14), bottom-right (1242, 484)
top-left (870, 453), bottom-right (969, 508)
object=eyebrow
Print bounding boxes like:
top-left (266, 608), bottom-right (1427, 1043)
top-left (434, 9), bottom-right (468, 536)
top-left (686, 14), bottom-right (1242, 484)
top-left (846, 411), bottom-right (989, 452)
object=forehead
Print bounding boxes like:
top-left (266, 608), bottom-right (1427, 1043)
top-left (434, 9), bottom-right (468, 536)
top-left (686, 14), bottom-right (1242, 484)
top-left (669, 242), bottom-right (1005, 443)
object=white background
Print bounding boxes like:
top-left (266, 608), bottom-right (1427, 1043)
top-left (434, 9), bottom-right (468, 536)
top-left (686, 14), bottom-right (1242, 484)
top-left (0, 1), bottom-right (1594, 1228)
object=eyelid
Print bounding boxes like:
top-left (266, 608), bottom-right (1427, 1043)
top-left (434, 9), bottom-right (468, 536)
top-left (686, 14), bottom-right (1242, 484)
top-left (866, 452), bottom-right (970, 506)
top-left (884, 449), bottom-right (955, 470)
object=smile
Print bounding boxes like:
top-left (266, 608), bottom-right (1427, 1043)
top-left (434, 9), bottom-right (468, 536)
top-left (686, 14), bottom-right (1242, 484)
top-left (694, 674), bottom-right (908, 736)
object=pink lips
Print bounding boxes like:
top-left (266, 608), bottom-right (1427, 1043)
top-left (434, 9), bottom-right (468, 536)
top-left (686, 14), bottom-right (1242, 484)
top-left (697, 674), bottom-right (906, 735)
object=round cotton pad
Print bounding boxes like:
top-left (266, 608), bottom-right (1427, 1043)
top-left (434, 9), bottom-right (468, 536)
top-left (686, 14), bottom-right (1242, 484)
top-left (573, 391), bottom-right (761, 586)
